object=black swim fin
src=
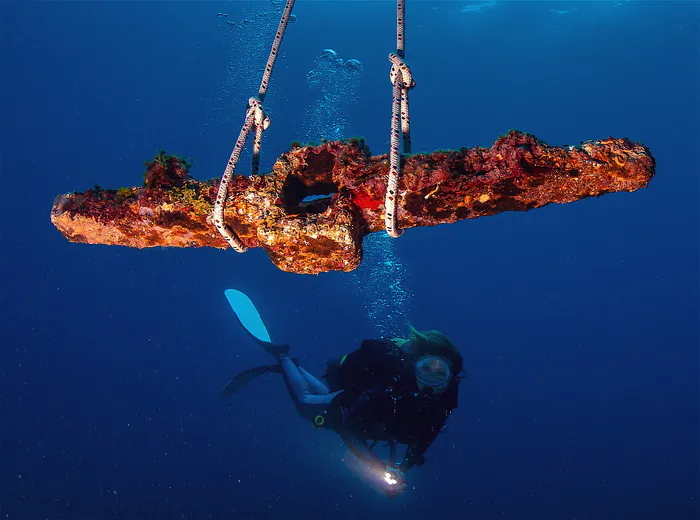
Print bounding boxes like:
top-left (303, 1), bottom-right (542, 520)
top-left (219, 358), bottom-right (297, 397)
top-left (220, 365), bottom-right (282, 397)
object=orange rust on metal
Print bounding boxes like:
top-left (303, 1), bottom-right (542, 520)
top-left (50, 131), bottom-right (655, 274)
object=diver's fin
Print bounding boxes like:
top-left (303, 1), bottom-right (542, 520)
top-left (224, 289), bottom-right (290, 359)
top-left (220, 365), bottom-right (273, 396)
top-left (219, 362), bottom-right (289, 397)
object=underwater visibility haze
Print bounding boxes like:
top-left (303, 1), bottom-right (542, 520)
top-left (1, 1), bottom-right (699, 519)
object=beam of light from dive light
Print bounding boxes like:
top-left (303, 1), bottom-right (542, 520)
top-left (344, 454), bottom-right (395, 493)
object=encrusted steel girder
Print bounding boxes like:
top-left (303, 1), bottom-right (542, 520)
top-left (50, 131), bottom-right (655, 274)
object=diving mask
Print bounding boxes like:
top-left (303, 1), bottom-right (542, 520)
top-left (414, 355), bottom-right (452, 394)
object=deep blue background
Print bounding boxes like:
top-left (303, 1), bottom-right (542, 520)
top-left (2, 1), bottom-right (698, 519)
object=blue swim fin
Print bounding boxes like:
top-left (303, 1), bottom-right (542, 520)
top-left (224, 289), bottom-right (290, 359)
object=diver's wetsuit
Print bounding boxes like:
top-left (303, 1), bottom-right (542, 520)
top-left (279, 339), bottom-right (458, 471)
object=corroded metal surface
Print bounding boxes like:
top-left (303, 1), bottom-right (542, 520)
top-left (50, 131), bottom-right (655, 274)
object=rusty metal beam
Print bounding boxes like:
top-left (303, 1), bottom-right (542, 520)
top-left (50, 131), bottom-right (655, 274)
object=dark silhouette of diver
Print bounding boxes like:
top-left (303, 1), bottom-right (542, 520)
top-left (221, 289), bottom-right (464, 497)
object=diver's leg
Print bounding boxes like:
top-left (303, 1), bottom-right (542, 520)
top-left (298, 367), bottom-right (331, 395)
top-left (279, 356), bottom-right (334, 405)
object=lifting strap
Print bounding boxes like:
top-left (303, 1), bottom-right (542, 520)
top-left (213, 0), bottom-right (296, 253)
top-left (385, 0), bottom-right (415, 239)
top-left (214, 0), bottom-right (417, 250)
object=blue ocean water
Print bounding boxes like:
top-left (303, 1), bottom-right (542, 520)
top-left (1, 1), bottom-right (698, 519)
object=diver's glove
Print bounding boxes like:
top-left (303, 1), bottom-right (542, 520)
top-left (399, 453), bottom-right (425, 471)
top-left (380, 466), bottom-right (407, 498)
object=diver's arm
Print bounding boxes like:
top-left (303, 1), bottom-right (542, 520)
top-left (399, 439), bottom-right (432, 471)
top-left (340, 432), bottom-right (385, 470)
top-left (341, 431), bottom-right (407, 498)
top-left (337, 395), bottom-right (386, 472)
top-left (399, 417), bottom-right (445, 471)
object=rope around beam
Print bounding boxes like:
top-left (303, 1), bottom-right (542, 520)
top-left (385, 0), bottom-right (415, 238)
top-left (213, 99), bottom-right (259, 253)
top-left (214, 0), bottom-right (296, 252)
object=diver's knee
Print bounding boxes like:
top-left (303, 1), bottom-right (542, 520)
top-left (299, 392), bottom-right (333, 406)
top-left (299, 392), bottom-right (316, 404)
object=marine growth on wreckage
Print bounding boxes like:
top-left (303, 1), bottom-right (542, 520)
top-left (50, 131), bottom-right (655, 274)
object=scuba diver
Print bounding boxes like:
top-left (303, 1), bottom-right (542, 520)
top-left (221, 289), bottom-right (465, 498)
